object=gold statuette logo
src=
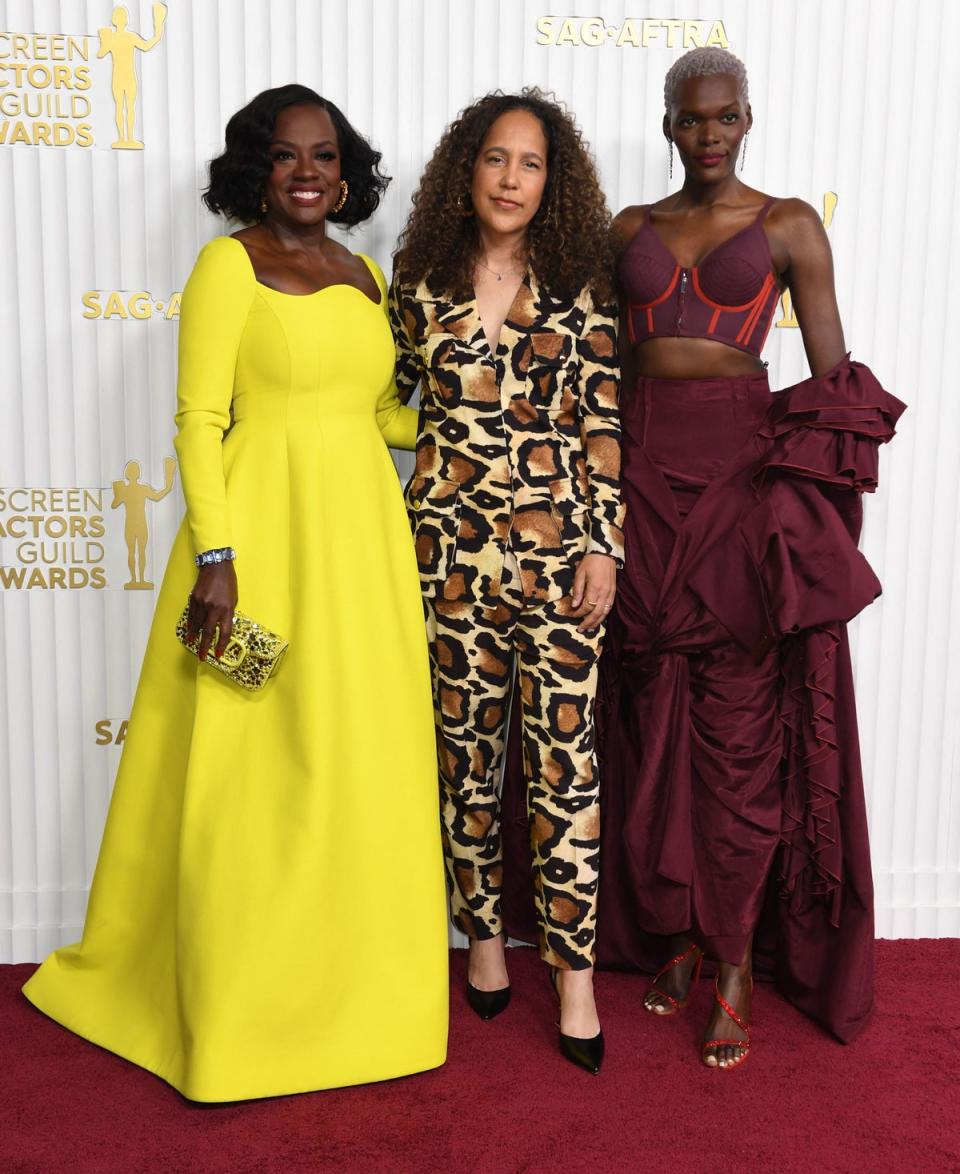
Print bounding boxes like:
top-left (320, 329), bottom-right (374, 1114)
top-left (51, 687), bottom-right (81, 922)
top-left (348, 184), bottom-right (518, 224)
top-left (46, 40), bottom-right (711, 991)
top-left (111, 457), bottom-right (176, 589)
top-left (0, 2), bottom-right (167, 150)
top-left (97, 3), bottom-right (166, 150)
top-left (0, 460), bottom-right (177, 590)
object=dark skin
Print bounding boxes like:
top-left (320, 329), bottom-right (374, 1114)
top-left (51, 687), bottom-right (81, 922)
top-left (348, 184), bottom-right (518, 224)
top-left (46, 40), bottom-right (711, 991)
top-left (613, 73), bottom-right (847, 1068)
top-left (614, 73), bottom-right (845, 385)
top-left (187, 103), bottom-right (379, 660)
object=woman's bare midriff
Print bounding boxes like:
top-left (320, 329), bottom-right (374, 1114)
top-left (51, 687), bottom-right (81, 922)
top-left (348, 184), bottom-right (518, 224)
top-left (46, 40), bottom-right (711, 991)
top-left (630, 336), bottom-right (766, 382)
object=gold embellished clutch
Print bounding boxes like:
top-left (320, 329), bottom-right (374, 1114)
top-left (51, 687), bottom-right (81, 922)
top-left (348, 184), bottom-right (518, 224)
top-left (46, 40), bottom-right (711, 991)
top-left (175, 601), bottom-right (288, 691)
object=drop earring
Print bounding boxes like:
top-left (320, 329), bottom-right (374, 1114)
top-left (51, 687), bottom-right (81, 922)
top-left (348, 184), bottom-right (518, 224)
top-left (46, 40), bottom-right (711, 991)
top-left (668, 139), bottom-right (674, 181)
top-left (739, 131), bottom-right (749, 173)
top-left (259, 195), bottom-right (268, 215)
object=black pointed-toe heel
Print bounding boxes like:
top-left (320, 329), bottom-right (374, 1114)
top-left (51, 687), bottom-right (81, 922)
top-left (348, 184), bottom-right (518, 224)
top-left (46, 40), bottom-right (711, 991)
top-left (465, 981), bottom-right (511, 1020)
top-left (558, 1027), bottom-right (605, 1074)
top-left (550, 967), bottom-right (604, 1074)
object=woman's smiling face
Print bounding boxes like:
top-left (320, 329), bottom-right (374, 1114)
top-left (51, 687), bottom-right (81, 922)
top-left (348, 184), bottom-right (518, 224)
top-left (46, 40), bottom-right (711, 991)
top-left (264, 103), bottom-right (342, 225)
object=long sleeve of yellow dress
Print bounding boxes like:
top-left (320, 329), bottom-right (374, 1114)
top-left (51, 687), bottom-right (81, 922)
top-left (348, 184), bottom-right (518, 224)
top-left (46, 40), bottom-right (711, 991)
top-left (376, 383), bottom-right (419, 450)
top-left (361, 255), bottom-right (418, 452)
top-left (173, 237), bottom-right (256, 554)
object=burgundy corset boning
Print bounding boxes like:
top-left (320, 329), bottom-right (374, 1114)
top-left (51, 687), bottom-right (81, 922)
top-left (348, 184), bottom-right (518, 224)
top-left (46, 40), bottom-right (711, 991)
top-left (618, 201), bottom-right (781, 357)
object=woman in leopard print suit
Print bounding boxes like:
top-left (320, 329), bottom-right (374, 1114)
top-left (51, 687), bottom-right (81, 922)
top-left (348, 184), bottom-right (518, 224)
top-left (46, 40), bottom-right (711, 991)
top-left (390, 89), bottom-right (623, 1074)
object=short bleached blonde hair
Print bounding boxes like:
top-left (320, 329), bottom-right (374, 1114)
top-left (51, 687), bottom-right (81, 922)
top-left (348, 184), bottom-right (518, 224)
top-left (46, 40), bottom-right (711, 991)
top-left (664, 47), bottom-right (749, 111)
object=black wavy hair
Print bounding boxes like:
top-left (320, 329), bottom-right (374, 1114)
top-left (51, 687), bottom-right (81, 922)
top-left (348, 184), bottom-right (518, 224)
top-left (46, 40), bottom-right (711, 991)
top-left (203, 84), bottom-right (390, 227)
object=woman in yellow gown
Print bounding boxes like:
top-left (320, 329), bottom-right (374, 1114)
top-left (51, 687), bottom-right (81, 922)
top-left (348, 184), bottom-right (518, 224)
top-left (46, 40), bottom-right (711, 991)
top-left (23, 85), bottom-right (449, 1102)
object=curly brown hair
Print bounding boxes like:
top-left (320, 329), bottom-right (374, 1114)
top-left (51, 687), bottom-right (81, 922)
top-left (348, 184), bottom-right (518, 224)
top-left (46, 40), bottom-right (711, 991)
top-left (394, 88), bottom-right (614, 303)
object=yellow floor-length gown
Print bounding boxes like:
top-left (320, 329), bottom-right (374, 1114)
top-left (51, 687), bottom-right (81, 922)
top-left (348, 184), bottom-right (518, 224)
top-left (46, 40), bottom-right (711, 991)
top-left (23, 236), bottom-right (449, 1102)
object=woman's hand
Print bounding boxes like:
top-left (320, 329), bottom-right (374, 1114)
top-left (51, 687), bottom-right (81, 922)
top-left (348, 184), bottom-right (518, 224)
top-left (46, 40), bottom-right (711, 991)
top-left (186, 561), bottom-right (238, 661)
top-left (571, 553), bottom-right (617, 632)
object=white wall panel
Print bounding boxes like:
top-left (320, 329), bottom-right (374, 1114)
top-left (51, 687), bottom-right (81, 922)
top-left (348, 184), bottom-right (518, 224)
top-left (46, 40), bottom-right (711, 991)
top-left (0, 0), bottom-right (957, 960)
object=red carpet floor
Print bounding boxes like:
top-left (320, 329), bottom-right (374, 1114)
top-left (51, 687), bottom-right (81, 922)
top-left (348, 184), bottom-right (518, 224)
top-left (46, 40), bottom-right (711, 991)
top-left (1, 942), bottom-right (958, 1174)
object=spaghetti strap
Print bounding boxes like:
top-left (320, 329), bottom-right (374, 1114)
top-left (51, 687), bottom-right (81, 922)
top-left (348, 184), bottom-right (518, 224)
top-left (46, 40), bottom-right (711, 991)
top-left (757, 198), bottom-right (777, 222)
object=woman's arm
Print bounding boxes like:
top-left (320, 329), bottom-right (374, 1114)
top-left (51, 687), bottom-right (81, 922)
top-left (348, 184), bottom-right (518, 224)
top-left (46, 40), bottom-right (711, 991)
top-left (572, 291), bottom-right (624, 631)
top-left (617, 304), bottom-right (635, 397)
top-left (576, 292), bottom-right (624, 561)
top-left (776, 199), bottom-right (847, 377)
top-left (346, 260), bottom-right (418, 451)
top-left (174, 238), bottom-right (253, 551)
top-left (387, 273), bottom-right (425, 409)
top-left (174, 237), bottom-right (254, 658)
top-left (611, 206), bottom-right (642, 395)
top-left (375, 385), bottom-right (419, 451)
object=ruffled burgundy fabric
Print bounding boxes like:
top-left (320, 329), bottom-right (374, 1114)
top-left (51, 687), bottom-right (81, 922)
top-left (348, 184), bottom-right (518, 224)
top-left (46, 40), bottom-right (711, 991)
top-left (501, 357), bottom-right (904, 1043)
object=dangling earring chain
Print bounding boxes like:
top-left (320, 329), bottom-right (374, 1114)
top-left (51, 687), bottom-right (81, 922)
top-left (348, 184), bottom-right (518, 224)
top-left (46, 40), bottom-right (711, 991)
top-left (668, 139), bottom-right (674, 181)
top-left (739, 132), bottom-right (749, 173)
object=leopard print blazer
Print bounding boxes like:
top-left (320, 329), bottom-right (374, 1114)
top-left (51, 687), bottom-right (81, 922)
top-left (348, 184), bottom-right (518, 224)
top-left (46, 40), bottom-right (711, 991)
top-left (389, 270), bottom-right (624, 609)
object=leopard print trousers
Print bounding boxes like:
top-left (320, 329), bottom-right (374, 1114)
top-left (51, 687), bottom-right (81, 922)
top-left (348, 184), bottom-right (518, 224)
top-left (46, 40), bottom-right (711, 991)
top-left (424, 548), bottom-right (604, 970)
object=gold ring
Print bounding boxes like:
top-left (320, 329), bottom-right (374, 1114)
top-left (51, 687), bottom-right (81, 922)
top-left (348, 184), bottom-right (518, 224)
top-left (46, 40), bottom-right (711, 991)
top-left (587, 599), bottom-right (599, 606)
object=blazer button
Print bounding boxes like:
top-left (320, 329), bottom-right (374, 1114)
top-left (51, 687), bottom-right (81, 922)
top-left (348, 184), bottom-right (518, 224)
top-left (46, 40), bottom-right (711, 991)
top-left (411, 498), bottom-right (421, 509)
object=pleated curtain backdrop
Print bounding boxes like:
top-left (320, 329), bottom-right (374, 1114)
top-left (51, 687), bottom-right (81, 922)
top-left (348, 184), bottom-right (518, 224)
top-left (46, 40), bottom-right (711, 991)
top-left (0, 0), bottom-right (957, 962)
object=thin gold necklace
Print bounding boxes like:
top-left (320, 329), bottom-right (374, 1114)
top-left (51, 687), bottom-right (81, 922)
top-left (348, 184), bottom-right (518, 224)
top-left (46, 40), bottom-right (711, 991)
top-left (476, 254), bottom-right (524, 283)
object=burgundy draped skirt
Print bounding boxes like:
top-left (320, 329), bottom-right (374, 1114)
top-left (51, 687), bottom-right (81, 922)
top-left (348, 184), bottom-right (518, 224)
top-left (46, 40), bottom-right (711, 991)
top-left (607, 373), bottom-right (783, 965)
top-left (501, 357), bottom-right (905, 1042)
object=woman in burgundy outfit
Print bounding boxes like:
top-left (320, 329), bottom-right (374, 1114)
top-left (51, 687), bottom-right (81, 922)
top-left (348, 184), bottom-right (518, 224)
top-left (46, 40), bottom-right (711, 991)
top-left (595, 47), bottom-right (904, 1067)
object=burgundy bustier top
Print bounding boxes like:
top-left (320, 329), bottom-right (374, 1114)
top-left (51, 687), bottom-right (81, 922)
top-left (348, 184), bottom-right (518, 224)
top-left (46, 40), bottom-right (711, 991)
top-left (618, 200), bottom-right (781, 357)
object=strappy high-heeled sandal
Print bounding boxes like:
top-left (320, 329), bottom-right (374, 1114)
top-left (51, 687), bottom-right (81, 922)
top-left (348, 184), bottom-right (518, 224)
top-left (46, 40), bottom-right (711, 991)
top-left (643, 942), bottom-right (703, 1016)
top-left (701, 976), bottom-right (752, 1069)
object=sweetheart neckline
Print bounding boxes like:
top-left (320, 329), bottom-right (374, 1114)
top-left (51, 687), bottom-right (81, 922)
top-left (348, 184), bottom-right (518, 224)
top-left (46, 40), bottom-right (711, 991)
top-left (227, 236), bottom-right (384, 306)
top-left (627, 206), bottom-right (775, 273)
top-left (253, 280), bottom-right (382, 306)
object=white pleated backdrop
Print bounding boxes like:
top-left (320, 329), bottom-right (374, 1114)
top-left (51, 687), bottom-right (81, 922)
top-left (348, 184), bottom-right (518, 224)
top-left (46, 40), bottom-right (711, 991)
top-left (0, 0), bottom-right (957, 963)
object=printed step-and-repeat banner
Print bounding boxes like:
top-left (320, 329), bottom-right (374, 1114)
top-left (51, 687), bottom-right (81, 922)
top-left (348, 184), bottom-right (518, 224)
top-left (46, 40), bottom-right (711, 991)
top-left (1, 0), bottom-right (957, 962)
